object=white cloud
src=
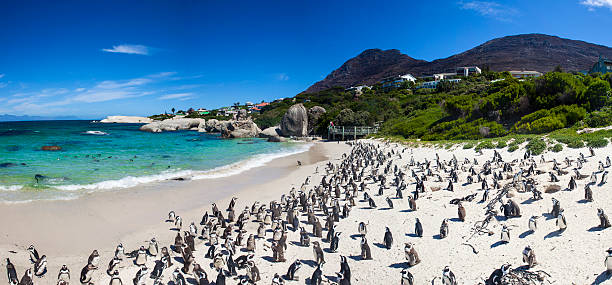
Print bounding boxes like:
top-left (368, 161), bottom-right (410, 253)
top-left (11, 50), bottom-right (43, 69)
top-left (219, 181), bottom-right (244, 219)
top-left (75, 88), bottom-right (86, 92)
top-left (96, 78), bottom-right (153, 89)
top-left (102, 44), bottom-right (151, 55)
top-left (581, 0), bottom-right (612, 10)
top-left (159, 93), bottom-right (193, 100)
top-left (0, 82), bottom-right (7, 88)
top-left (0, 74), bottom-right (4, 79)
top-left (277, 73), bottom-right (290, 81)
top-left (459, 1), bottom-right (518, 21)
top-left (149, 72), bottom-right (177, 78)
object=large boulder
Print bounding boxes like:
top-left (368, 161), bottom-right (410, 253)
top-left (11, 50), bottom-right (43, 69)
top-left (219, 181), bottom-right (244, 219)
top-left (280, 103), bottom-right (308, 137)
top-left (205, 119), bottom-right (225, 132)
top-left (258, 126), bottom-right (282, 138)
top-left (307, 106), bottom-right (326, 135)
top-left (139, 118), bottom-right (204, 133)
top-left (220, 119), bottom-right (261, 138)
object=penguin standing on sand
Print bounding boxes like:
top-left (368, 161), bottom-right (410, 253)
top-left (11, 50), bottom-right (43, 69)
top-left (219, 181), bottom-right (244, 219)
top-left (148, 238), bottom-right (159, 256)
top-left (150, 256), bottom-right (167, 280)
top-left (442, 266), bottom-right (457, 285)
top-left (6, 258), bottom-right (18, 285)
top-left (487, 264), bottom-right (510, 285)
top-left (313, 241), bottom-right (325, 265)
top-left (440, 219), bottom-right (449, 239)
top-left (172, 268), bottom-right (186, 285)
top-left (27, 245), bottom-right (40, 264)
top-left (404, 243), bottom-right (420, 266)
top-left (285, 260), bottom-right (302, 281)
top-left (401, 269), bottom-right (414, 285)
top-left (109, 270), bottom-right (122, 285)
top-left (88, 250), bottom-right (100, 269)
top-left (79, 263), bottom-right (95, 284)
top-left (115, 243), bottom-right (125, 259)
top-left (135, 246), bottom-right (147, 266)
top-left (358, 222), bottom-right (367, 236)
top-left (133, 266), bottom-right (148, 285)
top-left (500, 225), bottom-right (510, 243)
top-left (360, 236), bottom-right (372, 260)
top-left (311, 264), bottom-right (322, 285)
top-left (330, 232), bottom-right (341, 253)
top-left (299, 227), bottom-right (310, 247)
top-left (19, 269), bottom-right (33, 285)
top-left (457, 202), bottom-right (466, 222)
top-left (407, 195), bottom-right (416, 211)
top-left (383, 227), bottom-right (393, 249)
top-left (598, 208), bottom-right (611, 228)
top-left (585, 184), bottom-right (594, 202)
top-left (107, 257), bottom-right (120, 275)
top-left (386, 197), bottom-right (393, 209)
top-left (528, 216), bottom-right (539, 232)
top-left (557, 208), bottom-right (567, 231)
top-left (522, 246), bottom-right (537, 268)
top-left (57, 264), bottom-right (70, 284)
top-left (415, 218), bottom-right (423, 238)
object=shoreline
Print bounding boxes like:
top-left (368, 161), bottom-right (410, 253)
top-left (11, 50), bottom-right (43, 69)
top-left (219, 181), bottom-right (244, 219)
top-left (0, 140), bottom-right (351, 283)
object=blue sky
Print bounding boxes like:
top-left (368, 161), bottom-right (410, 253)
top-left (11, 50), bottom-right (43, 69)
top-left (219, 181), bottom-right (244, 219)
top-left (0, 0), bottom-right (611, 119)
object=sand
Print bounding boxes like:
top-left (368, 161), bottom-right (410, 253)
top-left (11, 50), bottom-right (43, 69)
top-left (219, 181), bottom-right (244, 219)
top-left (1, 139), bottom-right (611, 284)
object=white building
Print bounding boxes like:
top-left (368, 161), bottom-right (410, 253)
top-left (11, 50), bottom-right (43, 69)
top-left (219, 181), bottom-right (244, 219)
top-left (418, 78), bottom-right (462, 89)
top-left (456, 66), bottom-right (482, 77)
top-left (509, 70), bottom-right (543, 79)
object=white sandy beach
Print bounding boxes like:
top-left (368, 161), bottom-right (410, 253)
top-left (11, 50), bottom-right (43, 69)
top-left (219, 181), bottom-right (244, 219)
top-left (1, 139), bottom-right (612, 284)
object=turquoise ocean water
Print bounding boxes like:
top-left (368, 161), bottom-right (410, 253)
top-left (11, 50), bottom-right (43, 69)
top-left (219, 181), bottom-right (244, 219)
top-left (0, 120), bottom-right (308, 202)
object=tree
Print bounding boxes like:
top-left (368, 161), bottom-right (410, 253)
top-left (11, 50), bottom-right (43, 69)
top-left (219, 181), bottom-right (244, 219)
top-left (583, 79), bottom-right (611, 111)
top-left (171, 108), bottom-right (175, 114)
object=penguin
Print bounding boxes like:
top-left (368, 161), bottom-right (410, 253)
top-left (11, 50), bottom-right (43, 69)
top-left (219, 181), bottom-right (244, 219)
top-left (404, 243), bottom-right (420, 266)
top-left (557, 209), bottom-right (567, 231)
top-left (401, 269), bottom-right (414, 285)
top-left (339, 255), bottom-right (351, 281)
top-left (360, 236), bottom-right (372, 260)
top-left (135, 246), bottom-right (147, 266)
top-left (215, 270), bottom-right (226, 285)
top-left (415, 218), bottom-right (423, 238)
top-left (311, 263), bottom-right (323, 285)
top-left (358, 221), bottom-right (368, 236)
top-left (172, 268), bottom-right (186, 285)
top-left (605, 248), bottom-right (612, 274)
top-left (601, 171), bottom-right (608, 184)
top-left (285, 259), bottom-right (302, 281)
top-left (313, 241), bottom-right (325, 265)
top-left (299, 227), bottom-right (310, 247)
top-left (6, 258), bottom-right (19, 285)
top-left (272, 273), bottom-right (285, 285)
top-left (441, 266), bottom-right (457, 285)
top-left (193, 263), bottom-right (210, 285)
top-left (368, 197), bottom-right (377, 208)
top-left (19, 269), bottom-right (33, 285)
top-left (383, 227), bottom-right (393, 249)
top-left (33, 255), bottom-right (47, 277)
top-left (213, 253), bottom-right (225, 272)
top-left (500, 225), bottom-right (510, 243)
top-left (439, 218), bottom-right (449, 239)
top-left (132, 266), bottom-right (148, 285)
top-left (585, 184), bottom-right (594, 202)
top-left (161, 247), bottom-right (173, 267)
top-left (330, 232), bottom-right (341, 253)
top-left (150, 257), bottom-right (167, 280)
top-left (108, 270), bottom-right (122, 285)
top-left (551, 198), bottom-right (561, 217)
top-left (598, 208), bottom-right (611, 228)
top-left (189, 222), bottom-right (198, 237)
top-left (106, 257), bottom-right (120, 276)
top-left (148, 238), bottom-right (159, 256)
top-left (246, 261), bottom-right (261, 283)
top-left (487, 264), bottom-right (510, 285)
top-left (87, 250), bottom-right (100, 269)
top-left (175, 215), bottom-right (183, 230)
top-left (168, 210), bottom-right (176, 222)
top-left (115, 243), bottom-right (125, 259)
top-left (79, 263), bottom-right (95, 284)
top-left (407, 195), bottom-right (417, 211)
top-left (57, 264), bottom-right (70, 284)
top-left (247, 234), bottom-right (256, 252)
top-left (522, 246), bottom-right (537, 268)
top-left (528, 216), bottom-right (539, 232)
top-left (205, 244), bottom-right (216, 259)
top-left (457, 202), bottom-right (466, 222)
top-left (386, 197), bottom-right (393, 209)
top-left (27, 245), bottom-right (40, 264)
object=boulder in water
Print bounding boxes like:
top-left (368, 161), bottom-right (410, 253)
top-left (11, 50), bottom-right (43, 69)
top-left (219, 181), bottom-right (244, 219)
top-left (42, 146), bottom-right (62, 151)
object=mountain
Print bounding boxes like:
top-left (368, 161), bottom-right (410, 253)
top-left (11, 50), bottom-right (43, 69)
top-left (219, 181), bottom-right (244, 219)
top-left (305, 34), bottom-right (612, 93)
top-left (0, 114), bottom-right (81, 122)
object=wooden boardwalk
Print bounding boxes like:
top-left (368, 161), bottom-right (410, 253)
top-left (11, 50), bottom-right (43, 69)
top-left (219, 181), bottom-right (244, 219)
top-left (328, 125), bottom-right (379, 140)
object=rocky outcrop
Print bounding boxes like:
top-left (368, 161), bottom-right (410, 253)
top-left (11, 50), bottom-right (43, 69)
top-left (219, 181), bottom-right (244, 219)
top-left (100, 116), bottom-right (153, 124)
top-left (41, 146), bottom-right (62, 151)
top-left (259, 126), bottom-right (282, 138)
top-left (139, 118), bottom-right (205, 133)
top-left (307, 106), bottom-right (326, 135)
top-left (280, 104), bottom-right (308, 137)
top-left (205, 119), bottom-right (227, 133)
top-left (220, 119), bottom-right (261, 138)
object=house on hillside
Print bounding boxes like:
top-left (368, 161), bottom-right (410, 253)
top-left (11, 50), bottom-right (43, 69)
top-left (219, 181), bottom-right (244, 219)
top-left (197, 108), bottom-right (210, 115)
top-left (381, 74), bottom-right (416, 89)
top-left (509, 70), bottom-right (543, 79)
top-left (456, 66), bottom-right (482, 77)
top-left (589, 56), bottom-right (612, 74)
top-left (417, 78), bottom-right (461, 89)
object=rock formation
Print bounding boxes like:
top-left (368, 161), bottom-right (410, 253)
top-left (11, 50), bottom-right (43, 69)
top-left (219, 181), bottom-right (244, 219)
top-left (280, 104), bottom-right (308, 137)
top-left (307, 106), bottom-right (326, 135)
top-left (139, 118), bottom-right (205, 133)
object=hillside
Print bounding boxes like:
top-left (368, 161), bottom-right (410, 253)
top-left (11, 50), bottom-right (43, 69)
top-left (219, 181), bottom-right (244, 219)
top-left (305, 34), bottom-right (612, 93)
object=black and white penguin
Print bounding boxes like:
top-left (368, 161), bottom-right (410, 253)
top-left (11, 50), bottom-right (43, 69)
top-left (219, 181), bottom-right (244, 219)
top-left (27, 245), bottom-right (40, 264)
top-left (150, 257), bottom-right (167, 280)
top-left (312, 241), bottom-right (325, 265)
top-left (528, 216), bottom-right (539, 232)
top-left (330, 232), bottom-right (341, 253)
top-left (500, 225), bottom-right (510, 243)
top-left (404, 243), bottom-right (420, 266)
top-left (215, 270), bottom-right (226, 285)
top-left (557, 208), bottom-right (567, 231)
top-left (401, 268), bottom-right (414, 285)
top-left (132, 265), bottom-right (148, 285)
top-left (311, 263), bottom-right (322, 285)
top-left (441, 266), bottom-right (457, 285)
top-left (383, 227), bottom-right (393, 249)
top-left (440, 218), bottom-right (449, 239)
top-left (193, 263), bottom-right (210, 285)
top-left (415, 218), bottom-right (423, 238)
top-left (168, 210), bottom-right (176, 222)
top-left (360, 236), bottom-right (372, 260)
top-left (6, 258), bottom-right (18, 285)
top-left (598, 208), bottom-right (611, 228)
top-left (339, 255), bottom-right (351, 281)
top-left (172, 268), bottom-right (186, 285)
top-left (285, 259), bottom-right (301, 281)
top-left (299, 227), bottom-right (310, 247)
top-left (386, 197), bottom-right (394, 209)
top-left (585, 184), bottom-right (594, 202)
top-left (605, 248), bottom-right (612, 274)
top-left (407, 195), bottom-right (417, 211)
top-left (358, 221), bottom-right (368, 236)
top-left (487, 264), bottom-right (511, 285)
top-left (87, 250), bottom-right (100, 269)
top-left (457, 202), bottom-right (466, 222)
top-left (33, 255), bottom-right (47, 277)
top-left (57, 264), bottom-right (70, 284)
top-left (114, 243), bottom-right (125, 259)
top-left (135, 246), bottom-right (147, 266)
top-left (368, 197), bottom-right (377, 208)
top-left (522, 246), bottom-right (537, 268)
top-left (19, 269), bottom-right (33, 285)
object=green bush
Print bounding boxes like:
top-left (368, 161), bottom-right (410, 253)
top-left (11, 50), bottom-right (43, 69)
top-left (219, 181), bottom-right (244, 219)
top-left (584, 107), bottom-right (612, 127)
top-left (586, 137), bottom-right (608, 148)
top-left (550, 143), bottom-right (563, 152)
top-left (463, 143), bottom-right (474, 149)
top-left (526, 139), bottom-right (547, 155)
top-left (508, 144), bottom-right (519, 152)
top-left (475, 140), bottom-right (495, 151)
top-left (496, 140), bottom-right (507, 148)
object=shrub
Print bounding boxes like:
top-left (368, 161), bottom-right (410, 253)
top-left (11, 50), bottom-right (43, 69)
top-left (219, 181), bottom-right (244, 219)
top-left (463, 143), bottom-right (474, 149)
top-left (551, 143), bottom-right (563, 152)
top-left (526, 139), bottom-right (547, 155)
top-left (586, 137), bottom-right (608, 148)
top-left (496, 140), bottom-right (507, 148)
top-left (475, 140), bottom-right (495, 151)
top-left (508, 144), bottom-right (519, 152)
top-left (584, 107), bottom-right (612, 127)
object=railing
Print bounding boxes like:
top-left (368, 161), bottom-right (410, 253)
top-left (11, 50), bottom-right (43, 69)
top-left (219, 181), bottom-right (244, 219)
top-left (328, 125), bottom-right (379, 140)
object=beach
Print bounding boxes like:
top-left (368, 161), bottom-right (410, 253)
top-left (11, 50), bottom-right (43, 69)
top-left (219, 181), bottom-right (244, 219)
top-left (2, 139), bottom-right (612, 284)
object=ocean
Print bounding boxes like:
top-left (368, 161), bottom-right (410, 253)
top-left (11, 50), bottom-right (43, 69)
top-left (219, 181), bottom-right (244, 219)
top-left (0, 120), bottom-right (309, 203)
